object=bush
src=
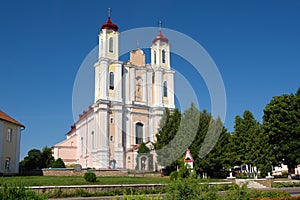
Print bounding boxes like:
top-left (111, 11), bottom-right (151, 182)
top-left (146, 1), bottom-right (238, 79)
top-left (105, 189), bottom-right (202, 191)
top-left (178, 164), bottom-right (191, 179)
top-left (225, 183), bottom-right (290, 200)
top-left (166, 177), bottom-right (218, 200)
top-left (282, 170), bottom-right (289, 178)
top-left (170, 171), bottom-right (178, 181)
top-left (84, 172), bottom-right (97, 182)
top-left (0, 182), bottom-right (46, 200)
top-left (51, 158), bottom-right (66, 168)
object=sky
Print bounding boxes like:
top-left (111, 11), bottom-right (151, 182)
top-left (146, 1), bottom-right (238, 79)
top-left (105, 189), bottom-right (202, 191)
top-left (0, 0), bottom-right (299, 160)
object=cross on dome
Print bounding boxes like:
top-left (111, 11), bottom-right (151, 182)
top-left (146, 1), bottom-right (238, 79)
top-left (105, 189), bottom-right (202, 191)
top-left (108, 8), bottom-right (111, 18)
top-left (152, 20), bottom-right (169, 44)
top-left (100, 8), bottom-right (119, 32)
top-left (159, 20), bottom-right (162, 31)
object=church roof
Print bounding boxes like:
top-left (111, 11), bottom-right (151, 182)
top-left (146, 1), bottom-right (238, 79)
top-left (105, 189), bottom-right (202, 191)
top-left (101, 17), bottom-right (119, 32)
top-left (152, 31), bottom-right (169, 44)
top-left (0, 109), bottom-right (25, 128)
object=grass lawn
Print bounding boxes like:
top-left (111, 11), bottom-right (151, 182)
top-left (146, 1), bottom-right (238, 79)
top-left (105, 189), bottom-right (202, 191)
top-left (0, 176), bottom-right (170, 186)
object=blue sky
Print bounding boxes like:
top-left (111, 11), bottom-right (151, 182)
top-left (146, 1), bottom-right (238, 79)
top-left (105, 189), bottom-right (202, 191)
top-left (1, 0), bottom-right (299, 160)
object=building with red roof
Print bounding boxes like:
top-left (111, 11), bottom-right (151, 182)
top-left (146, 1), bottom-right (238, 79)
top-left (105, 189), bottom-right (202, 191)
top-left (0, 109), bottom-right (25, 175)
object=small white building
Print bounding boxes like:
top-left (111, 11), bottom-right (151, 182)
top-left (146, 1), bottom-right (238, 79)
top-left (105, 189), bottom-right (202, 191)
top-left (0, 110), bottom-right (25, 175)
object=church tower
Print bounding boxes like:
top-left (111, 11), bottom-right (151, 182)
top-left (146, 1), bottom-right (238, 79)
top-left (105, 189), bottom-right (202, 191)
top-left (92, 10), bottom-right (124, 169)
top-left (94, 9), bottom-right (122, 103)
top-left (151, 26), bottom-right (175, 109)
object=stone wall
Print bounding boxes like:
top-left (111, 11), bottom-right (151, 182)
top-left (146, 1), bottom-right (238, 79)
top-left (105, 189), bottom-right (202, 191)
top-left (21, 168), bottom-right (162, 177)
top-left (42, 169), bottom-right (129, 177)
top-left (29, 184), bottom-right (165, 195)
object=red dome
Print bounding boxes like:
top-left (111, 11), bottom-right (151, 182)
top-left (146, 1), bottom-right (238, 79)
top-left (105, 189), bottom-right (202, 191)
top-left (152, 31), bottom-right (169, 44)
top-left (100, 17), bottom-right (119, 32)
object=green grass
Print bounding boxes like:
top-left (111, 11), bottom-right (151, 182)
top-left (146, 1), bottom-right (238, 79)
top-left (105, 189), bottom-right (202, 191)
top-left (0, 176), bottom-right (170, 186)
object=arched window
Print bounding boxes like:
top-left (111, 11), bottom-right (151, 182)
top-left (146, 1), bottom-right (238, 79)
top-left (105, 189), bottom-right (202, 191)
top-left (162, 50), bottom-right (166, 63)
top-left (163, 81), bottom-right (168, 97)
top-left (109, 72), bottom-right (114, 90)
top-left (135, 122), bottom-right (143, 144)
top-left (109, 37), bottom-right (113, 53)
top-left (154, 51), bottom-right (156, 64)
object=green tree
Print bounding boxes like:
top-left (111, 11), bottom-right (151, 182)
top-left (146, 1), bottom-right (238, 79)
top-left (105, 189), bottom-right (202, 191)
top-left (263, 87), bottom-right (300, 173)
top-left (155, 105), bottom-right (231, 177)
top-left (231, 110), bottom-right (274, 177)
top-left (20, 146), bottom-right (55, 170)
top-left (154, 108), bottom-right (181, 170)
top-left (20, 149), bottom-right (42, 170)
top-left (194, 117), bottom-right (231, 177)
top-left (51, 158), bottom-right (66, 168)
top-left (137, 142), bottom-right (150, 154)
top-left (41, 146), bottom-right (54, 168)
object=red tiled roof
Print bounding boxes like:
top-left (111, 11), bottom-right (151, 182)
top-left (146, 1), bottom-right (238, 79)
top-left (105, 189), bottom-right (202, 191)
top-left (0, 109), bottom-right (25, 128)
top-left (65, 106), bottom-right (93, 135)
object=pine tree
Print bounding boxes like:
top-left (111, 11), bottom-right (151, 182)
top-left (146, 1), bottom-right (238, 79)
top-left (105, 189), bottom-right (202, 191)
top-left (263, 88), bottom-right (300, 173)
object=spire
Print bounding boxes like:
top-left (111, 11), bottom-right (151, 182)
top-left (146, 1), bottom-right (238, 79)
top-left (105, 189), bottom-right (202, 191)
top-left (152, 20), bottom-right (168, 44)
top-left (100, 8), bottom-right (119, 32)
top-left (108, 8), bottom-right (111, 18)
top-left (159, 20), bottom-right (162, 31)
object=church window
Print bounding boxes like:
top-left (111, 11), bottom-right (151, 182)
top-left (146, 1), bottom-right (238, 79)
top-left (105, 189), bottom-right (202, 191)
top-left (110, 117), bottom-right (114, 124)
top-left (109, 37), bottom-right (113, 53)
top-left (110, 135), bottom-right (114, 142)
top-left (163, 81), bottom-right (168, 97)
top-left (5, 157), bottom-right (10, 171)
top-left (109, 72), bottom-right (114, 90)
top-left (135, 122), bottom-right (143, 144)
top-left (7, 128), bottom-right (12, 142)
top-left (162, 50), bottom-right (166, 63)
top-left (154, 51), bottom-right (156, 64)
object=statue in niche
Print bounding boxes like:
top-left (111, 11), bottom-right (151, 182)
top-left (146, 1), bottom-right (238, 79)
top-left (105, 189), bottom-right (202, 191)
top-left (136, 77), bottom-right (143, 98)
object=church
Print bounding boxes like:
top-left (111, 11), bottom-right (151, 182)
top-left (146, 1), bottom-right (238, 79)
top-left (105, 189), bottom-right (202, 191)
top-left (53, 13), bottom-right (175, 170)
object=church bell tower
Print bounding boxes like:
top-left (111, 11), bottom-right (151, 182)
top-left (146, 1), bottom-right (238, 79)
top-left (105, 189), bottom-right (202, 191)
top-left (94, 9), bottom-right (121, 102)
top-left (150, 23), bottom-right (174, 108)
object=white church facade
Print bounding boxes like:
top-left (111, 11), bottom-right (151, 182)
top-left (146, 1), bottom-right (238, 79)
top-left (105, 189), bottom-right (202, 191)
top-left (53, 14), bottom-right (175, 170)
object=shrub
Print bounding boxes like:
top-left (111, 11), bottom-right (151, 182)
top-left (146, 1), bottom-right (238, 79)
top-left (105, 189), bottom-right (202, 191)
top-left (178, 164), bottom-right (190, 179)
top-left (225, 183), bottom-right (290, 200)
top-left (0, 182), bottom-right (46, 200)
top-left (282, 170), bottom-right (289, 178)
top-left (51, 158), bottom-right (66, 168)
top-left (84, 172), bottom-right (97, 182)
top-left (166, 177), bottom-right (218, 200)
top-left (170, 171), bottom-right (178, 181)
